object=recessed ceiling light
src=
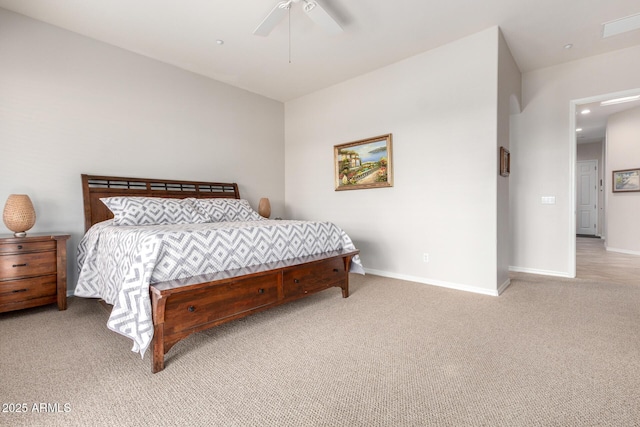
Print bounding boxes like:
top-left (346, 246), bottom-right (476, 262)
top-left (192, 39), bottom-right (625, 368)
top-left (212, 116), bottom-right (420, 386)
top-left (576, 128), bottom-right (583, 132)
top-left (600, 95), bottom-right (640, 106)
top-left (581, 109), bottom-right (591, 115)
top-left (216, 40), bottom-right (224, 45)
top-left (602, 13), bottom-right (640, 38)
top-left (564, 43), bottom-right (573, 49)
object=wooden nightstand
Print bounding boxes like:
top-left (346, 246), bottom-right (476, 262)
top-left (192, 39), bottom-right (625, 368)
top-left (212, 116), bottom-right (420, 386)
top-left (0, 233), bottom-right (70, 313)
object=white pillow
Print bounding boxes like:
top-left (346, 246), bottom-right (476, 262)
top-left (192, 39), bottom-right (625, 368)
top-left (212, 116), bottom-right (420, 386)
top-left (100, 197), bottom-right (209, 226)
top-left (195, 199), bottom-right (263, 222)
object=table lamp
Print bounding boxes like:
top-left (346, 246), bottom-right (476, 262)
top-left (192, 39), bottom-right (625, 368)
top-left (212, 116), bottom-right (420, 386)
top-left (258, 198), bottom-right (271, 218)
top-left (3, 194), bottom-right (36, 237)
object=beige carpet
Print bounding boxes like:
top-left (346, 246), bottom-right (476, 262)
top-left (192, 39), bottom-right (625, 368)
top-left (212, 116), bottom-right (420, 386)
top-left (2, 253), bottom-right (640, 426)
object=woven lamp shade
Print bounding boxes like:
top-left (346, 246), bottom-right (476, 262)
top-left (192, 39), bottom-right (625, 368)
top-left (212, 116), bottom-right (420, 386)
top-left (258, 198), bottom-right (271, 218)
top-left (3, 194), bottom-right (36, 237)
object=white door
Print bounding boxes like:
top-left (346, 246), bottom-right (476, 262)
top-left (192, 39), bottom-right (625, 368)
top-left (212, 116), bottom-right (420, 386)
top-left (576, 160), bottom-right (598, 235)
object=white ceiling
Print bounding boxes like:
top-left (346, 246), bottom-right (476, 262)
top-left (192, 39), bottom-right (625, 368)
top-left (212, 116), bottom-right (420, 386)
top-left (2, 0), bottom-right (640, 103)
top-left (2, 1), bottom-right (640, 143)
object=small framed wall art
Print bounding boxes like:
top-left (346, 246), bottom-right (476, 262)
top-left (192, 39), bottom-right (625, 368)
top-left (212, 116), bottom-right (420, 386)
top-left (500, 146), bottom-right (510, 177)
top-left (334, 134), bottom-right (393, 191)
top-left (612, 168), bottom-right (640, 193)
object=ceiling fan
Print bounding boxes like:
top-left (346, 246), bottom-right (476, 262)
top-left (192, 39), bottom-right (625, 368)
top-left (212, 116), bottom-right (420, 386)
top-left (253, 0), bottom-right (343, 36)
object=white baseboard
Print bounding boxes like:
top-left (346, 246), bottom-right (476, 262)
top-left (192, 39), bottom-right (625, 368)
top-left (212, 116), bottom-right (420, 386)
top-left (606, 247), bottom-right (640, 256)
top-left (509, 266), bottom-right (573, 278)
top-left (363, 268), bottom-right (500, 297)
top-left (497, 278), bottom-right (511, 295)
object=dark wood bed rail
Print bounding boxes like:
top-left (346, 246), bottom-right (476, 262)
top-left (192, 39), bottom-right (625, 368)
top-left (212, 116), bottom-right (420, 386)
top-left (150, 248), bottom-right (358, 373)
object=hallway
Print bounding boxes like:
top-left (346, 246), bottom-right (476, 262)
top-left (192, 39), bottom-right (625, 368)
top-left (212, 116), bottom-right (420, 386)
top-left (576, 237), bottom-right (640, 284)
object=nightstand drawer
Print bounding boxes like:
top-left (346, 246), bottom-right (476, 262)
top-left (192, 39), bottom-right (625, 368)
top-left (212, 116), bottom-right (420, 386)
top-left (0, 240), bottom-right (56, 254)
top-left (0, 275), bottom-right (57, 305)
top-left (0, 251), bottom-right (57, 279)
top-left (0, 233), bottom-right (69, 313)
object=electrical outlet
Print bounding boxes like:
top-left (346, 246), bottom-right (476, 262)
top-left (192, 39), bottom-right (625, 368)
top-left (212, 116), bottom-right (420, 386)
top-left (423, 253), bottom-right (429, 263)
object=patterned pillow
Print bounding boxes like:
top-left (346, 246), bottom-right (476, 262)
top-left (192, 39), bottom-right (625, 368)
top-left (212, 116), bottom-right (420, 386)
top-left (195, 199), bottom-right (263, 222)
top-left (101, 197), bottom-right (210, 226)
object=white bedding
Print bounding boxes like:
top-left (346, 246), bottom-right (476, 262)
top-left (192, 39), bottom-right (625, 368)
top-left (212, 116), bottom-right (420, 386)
top-left (75, 219), bottom-right (363, 357)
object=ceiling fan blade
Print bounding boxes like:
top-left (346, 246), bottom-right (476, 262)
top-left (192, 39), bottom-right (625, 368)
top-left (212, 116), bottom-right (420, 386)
top-left (303, 1), bottom-right (342, 35)
top-left (253, 1), bottom-right (290, 36)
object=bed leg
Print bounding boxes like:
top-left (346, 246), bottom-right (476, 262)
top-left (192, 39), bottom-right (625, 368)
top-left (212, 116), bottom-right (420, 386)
top-left (341, 255), bottom-right (353, 298)
top-left (341, 284), bottom-right (349, 298)
top-left (151, 289), bottom-right (167, 373)
top-left (152, 324), bottom-right (165, 373)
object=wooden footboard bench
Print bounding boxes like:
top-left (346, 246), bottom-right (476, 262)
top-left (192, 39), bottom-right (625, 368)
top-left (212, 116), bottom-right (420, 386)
top-left (150, 248), bottom-right (358, 373)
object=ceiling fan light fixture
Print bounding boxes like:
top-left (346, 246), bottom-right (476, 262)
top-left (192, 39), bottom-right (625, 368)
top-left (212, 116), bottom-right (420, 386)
top-left (253, 0), bottom-right (342, 37)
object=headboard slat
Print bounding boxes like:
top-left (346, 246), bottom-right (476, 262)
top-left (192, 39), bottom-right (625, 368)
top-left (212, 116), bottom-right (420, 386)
top-left (81, 174), bottom-right (240, 231)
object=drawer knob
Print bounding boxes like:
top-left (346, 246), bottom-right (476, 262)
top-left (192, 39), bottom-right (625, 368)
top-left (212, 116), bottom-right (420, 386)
top-left (12, 263), bottom-right (28, 268)
top-left (17, 245), bottom-right (23, 249)
top-left (333, 268), bottom-right (339, 272)
top-left (188, 306), bottom-right (196, 312)
top-left (258, 288), bottom-right (264, 294)
top-left (294, 279), bottom-right (300, 284)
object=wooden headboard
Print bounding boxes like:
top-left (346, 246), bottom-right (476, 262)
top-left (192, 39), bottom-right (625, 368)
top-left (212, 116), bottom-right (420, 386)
top-left (81, 174), bottom-right (240, 231)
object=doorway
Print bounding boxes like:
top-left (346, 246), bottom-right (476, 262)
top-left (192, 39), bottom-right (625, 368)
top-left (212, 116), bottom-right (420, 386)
top-left (571, 88), bottom-right (640, 278)
top-left (576, 160), bottom-right (598, 236)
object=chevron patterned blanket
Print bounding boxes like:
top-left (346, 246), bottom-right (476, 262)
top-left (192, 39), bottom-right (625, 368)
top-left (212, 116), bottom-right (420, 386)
top-left (75, 219), bottom-right (363, 357)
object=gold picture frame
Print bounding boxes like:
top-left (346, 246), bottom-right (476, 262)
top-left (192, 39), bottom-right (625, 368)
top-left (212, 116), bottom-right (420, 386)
top-left (500, 146), bottom-right (510, 177)
top-left (334, 134), bottom-right (393, 191)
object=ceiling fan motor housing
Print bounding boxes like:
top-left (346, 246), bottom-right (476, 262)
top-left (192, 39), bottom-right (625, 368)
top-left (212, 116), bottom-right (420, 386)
top-left (255, 0), bottom-right (342, 37)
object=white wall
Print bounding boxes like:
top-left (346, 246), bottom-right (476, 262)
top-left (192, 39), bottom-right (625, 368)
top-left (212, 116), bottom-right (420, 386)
top-left (577, 141), bottom-right (603, 161)
top-left (510, 45), bottom-right (640, 277)
top-left (0, 9), bottom-right (285, 292)
top-left (497, 31), bottom-right (522, 291)
top-left (285, 27), bottom-right (505, 295)
top-left (606, 106), bottom-right (640, 254)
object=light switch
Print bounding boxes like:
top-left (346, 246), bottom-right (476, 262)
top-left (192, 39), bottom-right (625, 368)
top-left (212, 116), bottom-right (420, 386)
top-left (541, 196), bottom-right (556, 205)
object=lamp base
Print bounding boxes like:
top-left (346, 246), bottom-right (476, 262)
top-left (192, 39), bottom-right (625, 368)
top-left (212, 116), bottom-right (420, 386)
top-left (258, 198), bottom-right (271, 219)
top-left (13, 232), bottom-right (27, 237)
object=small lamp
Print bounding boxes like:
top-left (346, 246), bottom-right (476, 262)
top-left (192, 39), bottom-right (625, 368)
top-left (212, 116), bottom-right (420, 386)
top-left (3, 194), bottom-right (36, 237)
top-left (258, 198), bottom-right (271, 218)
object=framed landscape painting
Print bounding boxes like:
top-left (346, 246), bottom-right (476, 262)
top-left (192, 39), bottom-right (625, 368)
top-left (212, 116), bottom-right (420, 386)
top-left (500, 146), bottom-right (510, 177)
top-left (334, 134), bottom-right (393, 191)
top-left (612, 168), bottom-right (640, 193)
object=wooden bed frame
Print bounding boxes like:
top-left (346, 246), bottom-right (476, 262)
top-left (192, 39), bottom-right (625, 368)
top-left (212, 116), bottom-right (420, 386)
top-left (81, 174), bottom-right (359, 373)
